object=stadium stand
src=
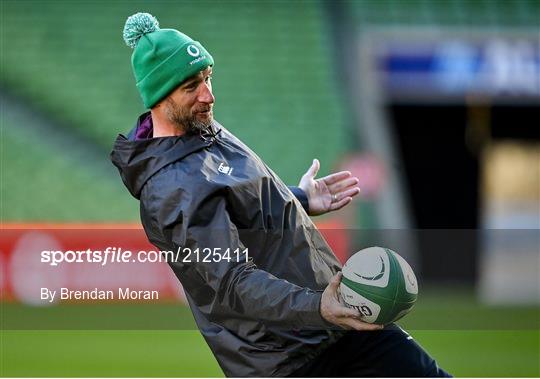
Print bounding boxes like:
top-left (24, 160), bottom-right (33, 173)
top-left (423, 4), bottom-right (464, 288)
top-left (345, 0), bottom-right (539, 26)
top-left (1, 1), bottom-right (348, 221)
top-left (2, 0), bottom-right (538, 221)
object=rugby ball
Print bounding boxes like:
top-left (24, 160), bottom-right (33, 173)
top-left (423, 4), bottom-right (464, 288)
top-left (340, 247), bottom-right (418, 324)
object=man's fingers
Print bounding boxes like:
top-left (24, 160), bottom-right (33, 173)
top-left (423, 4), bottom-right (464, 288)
top-left (321, 171), bottom-right (351, 185)
top-left (328, 272), bottom-right (342, 290)
top-left (333, 187), bottom-right (360, 203)
top-left (328, 177), bottom-right (359, 192)
top-left (304, 158), bottom-right (320, 178)
top-left (337, 306), bottom-right (361, 319)
top-left (329, 197), bottom-right (352, 211)
top-left (322, 277), bottom-right (385, 332)
top-left (341, 318), bottom-right (384, 331)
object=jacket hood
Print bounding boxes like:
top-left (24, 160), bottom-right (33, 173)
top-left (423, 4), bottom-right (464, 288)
top-left (110, 112), bottom-right (217, 199)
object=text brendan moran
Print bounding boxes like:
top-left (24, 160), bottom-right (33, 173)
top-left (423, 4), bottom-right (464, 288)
top-left (40, 288), bottom-right (159, 302)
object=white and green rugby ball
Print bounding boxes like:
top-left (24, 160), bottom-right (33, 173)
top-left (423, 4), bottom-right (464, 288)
top-left (340, 247), bottom-right (418, 324)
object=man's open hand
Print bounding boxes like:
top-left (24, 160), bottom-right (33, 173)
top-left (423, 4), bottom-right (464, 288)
top-left (299, 159), bottom-right (361, 216)
top-left (320, 272), bottom-right (383, 331)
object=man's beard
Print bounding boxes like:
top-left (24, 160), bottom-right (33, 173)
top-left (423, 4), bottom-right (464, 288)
top-left (164, 98), bottom-right (213, 135)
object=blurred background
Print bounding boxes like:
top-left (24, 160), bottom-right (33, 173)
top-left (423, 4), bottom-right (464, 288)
top-left (1, 0), bottom-right (539, 377)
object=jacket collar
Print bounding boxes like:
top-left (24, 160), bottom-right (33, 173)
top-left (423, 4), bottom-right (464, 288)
top-left (110, 112), bottom-right (220, 199)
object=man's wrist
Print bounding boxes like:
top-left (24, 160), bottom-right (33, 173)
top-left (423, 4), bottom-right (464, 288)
top-left (307, 290), bottom-right (338, 330)
top-left (288, 186), bottom-right (310, 213)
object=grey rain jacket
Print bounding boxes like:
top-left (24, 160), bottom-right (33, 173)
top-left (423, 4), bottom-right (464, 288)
top-left (111, 112), bottom-right (345, 377)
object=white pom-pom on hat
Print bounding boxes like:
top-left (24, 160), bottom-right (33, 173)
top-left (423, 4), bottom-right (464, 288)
top-left (123, 12), bottom-right (160, 49)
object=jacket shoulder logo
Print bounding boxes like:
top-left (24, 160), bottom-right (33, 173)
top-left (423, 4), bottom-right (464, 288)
top-left (218, 162), bottom-right (233, 175)
top-left (354, 256), bottom-right (385, 281)
top-left (187, 45), bottom-right (200, 57)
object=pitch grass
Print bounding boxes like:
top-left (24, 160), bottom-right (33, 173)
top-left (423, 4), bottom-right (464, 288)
top-left (2, 329), bottom-right (538, 377)
top-left (1, 289), bottom-right (538, 377)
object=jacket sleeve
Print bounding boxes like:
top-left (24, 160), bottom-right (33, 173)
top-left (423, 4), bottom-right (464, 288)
top-left (288, 186), bottom-right (309, 212)
top-left (147, 184), bottom-right (330, 330)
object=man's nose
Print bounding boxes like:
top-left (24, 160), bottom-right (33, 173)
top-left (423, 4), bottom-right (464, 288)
top-left (198, 83), bottom-right (215, 104)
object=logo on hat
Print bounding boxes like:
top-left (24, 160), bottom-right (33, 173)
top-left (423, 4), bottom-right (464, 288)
top-left (187, 45), bottom-right (200, 57)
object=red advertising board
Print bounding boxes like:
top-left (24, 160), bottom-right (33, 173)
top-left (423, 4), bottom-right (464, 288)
top-left (0, 222), bottom-right (349, 305)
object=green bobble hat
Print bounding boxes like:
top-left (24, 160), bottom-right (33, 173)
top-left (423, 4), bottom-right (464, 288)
top-left (123, 13), bottom-right (214, 108)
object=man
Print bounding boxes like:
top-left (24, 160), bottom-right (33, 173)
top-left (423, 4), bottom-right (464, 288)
top-left (111, 13), bottom-right (450, 377)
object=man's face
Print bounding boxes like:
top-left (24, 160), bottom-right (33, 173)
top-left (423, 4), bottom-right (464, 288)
top-left (163, 67), bottom-right (215, 134)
